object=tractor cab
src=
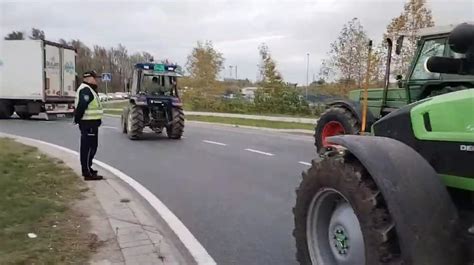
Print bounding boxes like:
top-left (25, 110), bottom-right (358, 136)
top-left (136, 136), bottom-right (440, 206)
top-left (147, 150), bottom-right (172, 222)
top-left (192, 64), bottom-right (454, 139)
top-left (350, 23), bottom-right (474, 120)
top-left (389, 23), bottom-right (473, 108)
top-left (131, 63), bottom-right (183, 98)
top-left (315, 22), bottom-right (474, 153)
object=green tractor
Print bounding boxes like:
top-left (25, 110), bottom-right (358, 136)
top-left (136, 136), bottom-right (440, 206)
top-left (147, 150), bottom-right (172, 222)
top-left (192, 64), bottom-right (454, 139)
top-left (293, 23), bottom-right (473, 265)
top-left (315, 23), bottom-right (474, 152)
top-left (121, 62), bottom-right (185, 140)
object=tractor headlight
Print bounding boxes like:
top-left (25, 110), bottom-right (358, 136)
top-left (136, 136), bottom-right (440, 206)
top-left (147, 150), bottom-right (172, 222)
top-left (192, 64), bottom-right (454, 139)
top-left (135, 97), bottom-right (148, 106)
top-left (171, 98), bottom-right (183, 107)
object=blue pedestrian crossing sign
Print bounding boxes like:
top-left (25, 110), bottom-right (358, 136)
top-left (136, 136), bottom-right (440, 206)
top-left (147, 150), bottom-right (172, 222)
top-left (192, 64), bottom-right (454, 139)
top-left (101, 73), bottom-right (112, 82)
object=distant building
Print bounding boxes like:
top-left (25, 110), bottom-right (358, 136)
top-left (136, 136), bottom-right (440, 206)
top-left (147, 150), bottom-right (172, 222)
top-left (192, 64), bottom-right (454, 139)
top-left (241, 87), bottom-right (259, 100)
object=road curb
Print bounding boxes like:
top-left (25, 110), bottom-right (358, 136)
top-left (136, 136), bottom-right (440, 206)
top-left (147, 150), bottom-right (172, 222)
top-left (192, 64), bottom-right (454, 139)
top-left (0, 132), bottom-right (216, 265)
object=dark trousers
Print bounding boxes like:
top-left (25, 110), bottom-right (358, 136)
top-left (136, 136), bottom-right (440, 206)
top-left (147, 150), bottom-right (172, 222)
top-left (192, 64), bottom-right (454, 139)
top-left (79, 120), bottom-right (101, 176)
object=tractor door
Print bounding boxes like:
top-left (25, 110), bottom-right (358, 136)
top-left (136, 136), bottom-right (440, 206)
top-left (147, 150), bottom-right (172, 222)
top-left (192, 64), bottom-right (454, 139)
top-left (131, 69), bottom-right (140, 94)
top-left (405, 37), bottom-right (447, 102)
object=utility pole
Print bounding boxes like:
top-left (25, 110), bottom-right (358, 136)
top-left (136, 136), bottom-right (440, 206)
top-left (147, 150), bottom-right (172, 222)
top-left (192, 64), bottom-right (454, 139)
top-left (235, 65), bottom-right (238, 80)
top-left (229, 65), bottom-right (233, 79)
top-left (306, 53), bottom-right (310, 99)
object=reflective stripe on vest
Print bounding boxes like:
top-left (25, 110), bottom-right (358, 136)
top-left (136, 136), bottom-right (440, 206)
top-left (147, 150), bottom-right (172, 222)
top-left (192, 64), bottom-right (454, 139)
top-left (75, 83), bottom-right (103, 120)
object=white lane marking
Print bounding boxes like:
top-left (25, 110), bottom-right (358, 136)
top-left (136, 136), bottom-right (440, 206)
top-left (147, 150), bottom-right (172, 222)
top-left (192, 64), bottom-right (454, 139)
top-left (298, 161), bottom-right (312, 166)
top-left (244, 148), bottom-right (274, 156)
top-left (102, 125), bottom-right (119, 130)
top-left (202, 140), bottom-right (227, 146)
top-left (0, 133), bottom-right (216, 265)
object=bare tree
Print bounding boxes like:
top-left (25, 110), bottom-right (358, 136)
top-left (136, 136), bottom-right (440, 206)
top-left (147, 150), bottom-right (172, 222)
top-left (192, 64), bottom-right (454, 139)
top-left (29, 28), bottom-right (45, 40)
top-left (320, 18), bottom-right (371, 90)
top-left (4, 31), bottom-right (24, 40)
top-left (384, 0), bottom-right (435, 77)
top-left (258, 43), bottom-right (284, 90)
top-left (186, 41), bottom-right (224, 93)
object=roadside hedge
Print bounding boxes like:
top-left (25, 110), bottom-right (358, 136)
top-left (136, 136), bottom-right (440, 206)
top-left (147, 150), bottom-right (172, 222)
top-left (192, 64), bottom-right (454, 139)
top-left (182, 89), bottom-right (323, 116)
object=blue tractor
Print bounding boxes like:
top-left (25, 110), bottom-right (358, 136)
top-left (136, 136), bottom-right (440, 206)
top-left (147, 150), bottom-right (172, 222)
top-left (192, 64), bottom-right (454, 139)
top-left (121, 63), bottom-right (184, 140)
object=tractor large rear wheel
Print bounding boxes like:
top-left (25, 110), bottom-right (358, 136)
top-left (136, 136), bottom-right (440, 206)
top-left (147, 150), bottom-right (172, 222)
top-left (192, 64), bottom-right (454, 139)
top-left (126, 105), bottom-right (144, 140)
top-left (314, 107), bottom-right (359, 153)
top-left (294, 154), bottom-right (403, 265)
top-left (166, 107), bottom-right (184, 139)
top-left (294, 151), bottom-right (461, 265)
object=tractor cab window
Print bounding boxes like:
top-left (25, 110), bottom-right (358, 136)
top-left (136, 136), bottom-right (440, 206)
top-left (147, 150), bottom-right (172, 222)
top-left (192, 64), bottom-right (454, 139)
top-left (411, 38), bottom-right (445, 80)
top-left (142, 75), bottom-right (173, 96)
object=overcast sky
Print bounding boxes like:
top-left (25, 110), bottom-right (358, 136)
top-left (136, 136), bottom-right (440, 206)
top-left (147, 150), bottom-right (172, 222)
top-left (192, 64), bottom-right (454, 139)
top-left (1, 0), bottom-right (473, 84)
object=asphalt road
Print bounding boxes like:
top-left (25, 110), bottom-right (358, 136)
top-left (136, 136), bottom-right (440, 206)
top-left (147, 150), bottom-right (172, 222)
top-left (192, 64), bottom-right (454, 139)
top-left (0, 115), bottom-right (317, 265)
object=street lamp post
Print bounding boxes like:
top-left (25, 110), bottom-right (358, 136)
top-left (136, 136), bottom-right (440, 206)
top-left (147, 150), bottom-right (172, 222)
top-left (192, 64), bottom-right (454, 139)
top-left (306, 53), bottom-right (310, 99)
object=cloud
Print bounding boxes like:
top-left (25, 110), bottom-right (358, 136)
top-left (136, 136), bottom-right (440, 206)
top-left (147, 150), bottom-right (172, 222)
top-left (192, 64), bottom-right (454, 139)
top-left (1, 0), bottom-right (473, 84)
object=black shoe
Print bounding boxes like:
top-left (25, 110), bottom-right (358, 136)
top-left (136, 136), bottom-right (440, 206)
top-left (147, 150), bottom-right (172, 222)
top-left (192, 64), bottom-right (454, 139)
top-left (84, 174), bottom-right (103, 181)
top-left (90, 169), bottom-right (98, 175)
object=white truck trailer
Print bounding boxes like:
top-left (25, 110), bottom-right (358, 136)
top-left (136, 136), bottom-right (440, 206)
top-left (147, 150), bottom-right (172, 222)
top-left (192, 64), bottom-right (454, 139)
top-left (0, 39), bottom-right (77, 119)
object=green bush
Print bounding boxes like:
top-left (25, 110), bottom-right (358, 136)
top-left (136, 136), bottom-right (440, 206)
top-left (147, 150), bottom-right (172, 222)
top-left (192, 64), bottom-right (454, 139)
top-left (182, 88), bottom-right (321, 116)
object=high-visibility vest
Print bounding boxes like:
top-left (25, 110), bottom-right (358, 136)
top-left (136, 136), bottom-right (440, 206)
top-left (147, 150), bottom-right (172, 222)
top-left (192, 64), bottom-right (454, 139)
top-left (75, 83), bottom-right (103, 120)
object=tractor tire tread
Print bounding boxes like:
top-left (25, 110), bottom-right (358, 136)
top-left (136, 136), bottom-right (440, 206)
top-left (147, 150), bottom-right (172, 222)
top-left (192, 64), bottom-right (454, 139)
top-left (293, 152), bottom-right (402, 265)
top-left (167, 107), bottom-right (184, 139)
top-left (127, 105), bottom-right (144, 140)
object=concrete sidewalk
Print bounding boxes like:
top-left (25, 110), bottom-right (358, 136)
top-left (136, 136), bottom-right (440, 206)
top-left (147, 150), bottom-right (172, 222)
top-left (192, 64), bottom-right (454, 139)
top-left (2, 133), bottom-right (197, 265)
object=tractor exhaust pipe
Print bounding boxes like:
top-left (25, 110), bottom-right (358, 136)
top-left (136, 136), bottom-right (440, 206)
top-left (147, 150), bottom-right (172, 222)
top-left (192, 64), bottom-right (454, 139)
top-left (361, 40), bottom-right (373, 133)
top-left (381, 38), bottom-right (393, 115)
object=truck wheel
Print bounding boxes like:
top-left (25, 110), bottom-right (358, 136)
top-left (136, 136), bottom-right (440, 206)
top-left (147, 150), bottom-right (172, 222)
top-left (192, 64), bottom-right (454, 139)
top-left (126, 105), bottom-right (144, 140)
top-left (166, 107), bottom-right (184, 139)
top-left (16, 112), bottom-right (33, 119)
top-left (0, 100), bottom-right (14, 119)
top-left (293, 154), bottom-right (402, 265)
top-left (314, 107), bottom-right (359, 153)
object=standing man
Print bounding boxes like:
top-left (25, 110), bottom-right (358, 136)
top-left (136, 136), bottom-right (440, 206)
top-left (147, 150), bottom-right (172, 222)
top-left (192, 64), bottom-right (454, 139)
top-left (74, 70), bottom-right (103, 180)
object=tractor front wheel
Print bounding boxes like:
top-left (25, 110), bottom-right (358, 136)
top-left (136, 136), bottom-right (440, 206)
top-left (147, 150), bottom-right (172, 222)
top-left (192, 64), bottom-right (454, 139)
top-left (126, 105), bottom-right (144, 140)
top-left (166, 107), bottom-right (184, 139)
top-left (293, 154), bottom-right (402, 265)
top-left (314, 107), bottom-right (359, 153)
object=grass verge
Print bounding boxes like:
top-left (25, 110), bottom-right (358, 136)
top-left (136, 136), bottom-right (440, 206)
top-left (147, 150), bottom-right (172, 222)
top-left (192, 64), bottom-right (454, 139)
top-left (0, 138), bottom-right (96, 264)
top-left (102, 100), bottom-right (128, 109)
top-left (185, 115), bottom-right (315, 130)
top-left (104, 109), bottom-right (314, 130)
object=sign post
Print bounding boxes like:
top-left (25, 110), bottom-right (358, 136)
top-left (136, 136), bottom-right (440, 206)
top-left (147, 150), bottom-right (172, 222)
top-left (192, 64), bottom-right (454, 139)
top-left (101, 73), bottom-right (112, 100)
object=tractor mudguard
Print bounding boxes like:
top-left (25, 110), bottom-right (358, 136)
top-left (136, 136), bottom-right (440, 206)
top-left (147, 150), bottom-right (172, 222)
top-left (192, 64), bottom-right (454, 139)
top-left (327, 100), bottom-right (375, 130)
top-left (328, 135), bottom-right (462, 265)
